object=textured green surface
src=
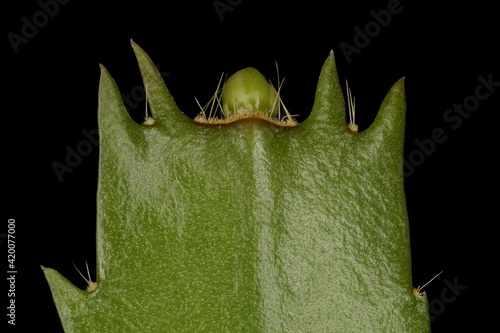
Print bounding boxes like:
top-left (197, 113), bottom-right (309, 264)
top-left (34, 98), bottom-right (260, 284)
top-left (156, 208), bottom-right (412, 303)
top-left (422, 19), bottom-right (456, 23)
top-left (43, 42), bottom-right (430, 332)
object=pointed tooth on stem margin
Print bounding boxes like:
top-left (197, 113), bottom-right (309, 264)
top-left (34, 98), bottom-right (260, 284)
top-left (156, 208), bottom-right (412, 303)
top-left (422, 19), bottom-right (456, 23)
top-left (360, 78), bottom-right (406, 155)
top-left (98, 64), bottom-right (141, 149)
top-left (302, 50), bottom-right (346, 132)
top-left (131, 40), bottom-right (191, 128)
top-left (42, 266), bottom-right (88, 331)
top-left (354, 78), bottom-right (406, 178)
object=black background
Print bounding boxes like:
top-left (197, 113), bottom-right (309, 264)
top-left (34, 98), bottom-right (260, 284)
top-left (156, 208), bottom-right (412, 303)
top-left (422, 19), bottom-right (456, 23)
top-left (5, 0), bottom-right (498, 332)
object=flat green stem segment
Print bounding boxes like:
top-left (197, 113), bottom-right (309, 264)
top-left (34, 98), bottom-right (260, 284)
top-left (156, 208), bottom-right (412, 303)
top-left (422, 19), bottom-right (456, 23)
top-left (43, 43), bottom-right (430, 332)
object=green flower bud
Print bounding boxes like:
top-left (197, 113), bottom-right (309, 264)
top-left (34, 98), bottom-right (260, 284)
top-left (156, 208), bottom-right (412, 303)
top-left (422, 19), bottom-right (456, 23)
top-left (221, 67), bottom-right (279, 118)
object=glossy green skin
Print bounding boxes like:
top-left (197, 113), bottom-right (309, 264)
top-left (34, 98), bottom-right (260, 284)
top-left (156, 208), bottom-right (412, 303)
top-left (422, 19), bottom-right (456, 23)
top-left (43, 42), bottom-right (430, 332)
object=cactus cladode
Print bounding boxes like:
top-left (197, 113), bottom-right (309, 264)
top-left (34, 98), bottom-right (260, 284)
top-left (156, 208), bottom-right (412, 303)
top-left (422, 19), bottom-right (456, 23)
top-left (43, 41), bottom-right (431, 332)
